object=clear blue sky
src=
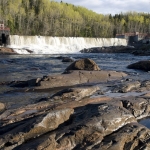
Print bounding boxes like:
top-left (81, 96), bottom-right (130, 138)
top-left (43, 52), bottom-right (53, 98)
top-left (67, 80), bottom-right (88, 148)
top-left (55, 0), bottom-right (150, 15)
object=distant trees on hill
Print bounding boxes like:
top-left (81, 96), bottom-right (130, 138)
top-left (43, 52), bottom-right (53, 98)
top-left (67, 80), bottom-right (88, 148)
top-left (0, 0), bottom-right (150, 37)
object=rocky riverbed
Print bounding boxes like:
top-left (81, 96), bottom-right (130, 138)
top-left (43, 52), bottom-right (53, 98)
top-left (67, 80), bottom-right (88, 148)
top-left (1, 57), bottom-right (150, 149)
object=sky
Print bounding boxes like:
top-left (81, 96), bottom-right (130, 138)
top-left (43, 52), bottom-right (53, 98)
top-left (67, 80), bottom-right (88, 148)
top-left (55, 0), bottom-right (150, 15)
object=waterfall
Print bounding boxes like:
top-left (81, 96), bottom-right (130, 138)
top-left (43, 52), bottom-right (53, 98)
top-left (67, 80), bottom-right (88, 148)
top-left (9, 35), bottom-right (127, 54)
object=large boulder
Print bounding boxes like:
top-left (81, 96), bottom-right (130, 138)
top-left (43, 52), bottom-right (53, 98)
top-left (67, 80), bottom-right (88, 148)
top-left (65, 58), bottom-right (100, 71)
top-left (127, 60), bottom-right (150, 71)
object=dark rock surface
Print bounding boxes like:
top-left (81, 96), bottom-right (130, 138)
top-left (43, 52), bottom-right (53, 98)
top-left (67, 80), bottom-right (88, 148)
top-left (132, 44), bottom-right (150, 56)
top-left (62, 57), bottom-right (74, 62)
top-left (127, 60), bottom-right (150, 71)
top-left (0, 47), bottom-right (17, 55)
top-left (80, 46), bottom-right (135, 53)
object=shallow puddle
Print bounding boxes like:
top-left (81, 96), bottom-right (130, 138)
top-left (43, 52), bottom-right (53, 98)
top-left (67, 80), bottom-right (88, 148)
top-left (139, 118), bottom-right (150, 129)
top-left (105, 91), bottom-right (146, 98)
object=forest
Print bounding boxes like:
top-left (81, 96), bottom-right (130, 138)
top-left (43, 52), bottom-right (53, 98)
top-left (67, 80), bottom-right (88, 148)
top-left (0, 0), bottom-right (150, 37)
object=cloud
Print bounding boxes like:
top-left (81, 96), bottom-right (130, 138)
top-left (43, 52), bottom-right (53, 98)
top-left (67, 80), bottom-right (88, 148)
top-left (55, 0), bottom-right (150, 15)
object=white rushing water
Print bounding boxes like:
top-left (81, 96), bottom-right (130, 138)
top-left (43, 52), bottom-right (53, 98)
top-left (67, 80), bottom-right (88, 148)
top-left (8, 35), bottom-right (127, 54)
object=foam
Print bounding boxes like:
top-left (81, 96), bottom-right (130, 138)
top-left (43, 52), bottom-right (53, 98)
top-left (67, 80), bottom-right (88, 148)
top-left (8, 35), bottom-right (127, 54)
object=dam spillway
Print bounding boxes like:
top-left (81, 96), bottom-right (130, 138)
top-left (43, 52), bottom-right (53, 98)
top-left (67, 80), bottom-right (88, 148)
top-left (9, 35), bottom-right (127, 54)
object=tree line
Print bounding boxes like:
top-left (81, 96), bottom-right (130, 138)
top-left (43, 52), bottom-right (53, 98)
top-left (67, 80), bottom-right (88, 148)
top-left (0, 0), bottom-right (150, 37)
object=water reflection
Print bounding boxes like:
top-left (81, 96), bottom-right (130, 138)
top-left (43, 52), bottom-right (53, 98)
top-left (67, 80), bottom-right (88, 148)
top-left (139, 118), bottom-right (150, 129)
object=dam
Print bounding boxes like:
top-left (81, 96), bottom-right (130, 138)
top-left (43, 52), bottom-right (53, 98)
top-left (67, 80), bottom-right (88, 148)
top-left (9, 35), bottom-right (127, 54)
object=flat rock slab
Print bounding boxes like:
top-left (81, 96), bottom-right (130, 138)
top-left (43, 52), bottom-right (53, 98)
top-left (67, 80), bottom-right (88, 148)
top-left (11, 70), bottom-right (127, 89)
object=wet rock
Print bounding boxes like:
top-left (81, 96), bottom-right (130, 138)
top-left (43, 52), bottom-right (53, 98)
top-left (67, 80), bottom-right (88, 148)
top-left (112, 81), bottom-right (141, 93)
top-left (65, 58), bottom-right (100, 71)
top-left (121, 97), bottom-right (150, 119)
top-left (0, 108), bottom-right (74, 149)
top-left (127, 60), bottom-right (150, 71)
top-left (95, 122), bottom-right (150, 150)
top-left (51, 86), bottom-right (100, 101)
top-left (132, 45), bottom-right (150, 56)
top-left (62, 57), bottom-right (74, 62)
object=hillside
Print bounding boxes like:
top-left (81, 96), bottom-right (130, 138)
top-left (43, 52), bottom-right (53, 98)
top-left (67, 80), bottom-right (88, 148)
top-left (0, 0), bottom-right (150, 37)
